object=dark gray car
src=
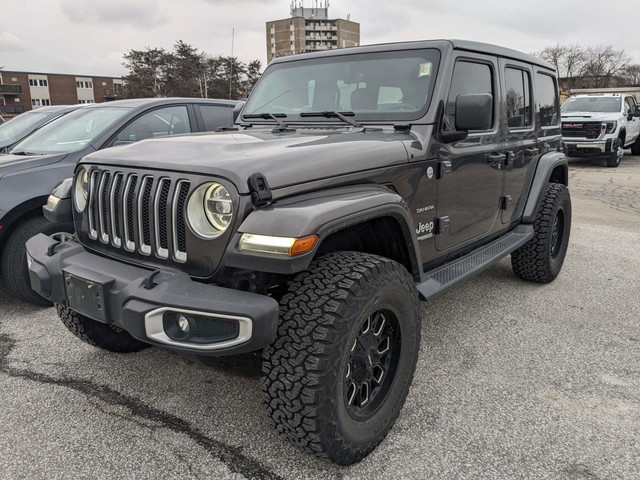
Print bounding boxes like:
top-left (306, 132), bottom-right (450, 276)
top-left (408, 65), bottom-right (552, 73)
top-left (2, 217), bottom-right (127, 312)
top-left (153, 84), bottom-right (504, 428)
top-left (0, 105), bottom-right (81, 152)
top-left (1, 97), bottom-right (241, 304)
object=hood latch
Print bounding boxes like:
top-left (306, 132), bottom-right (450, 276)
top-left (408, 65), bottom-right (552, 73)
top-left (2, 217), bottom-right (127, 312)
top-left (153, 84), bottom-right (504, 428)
top-left (248, 173), bottom-right (273, 208)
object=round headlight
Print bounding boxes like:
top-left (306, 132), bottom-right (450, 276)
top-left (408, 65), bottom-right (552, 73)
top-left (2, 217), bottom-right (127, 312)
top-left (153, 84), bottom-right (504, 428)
top-left (74, 168), bottom-right (89, 212)
top-left (187, 182), bottom-right (233, 239)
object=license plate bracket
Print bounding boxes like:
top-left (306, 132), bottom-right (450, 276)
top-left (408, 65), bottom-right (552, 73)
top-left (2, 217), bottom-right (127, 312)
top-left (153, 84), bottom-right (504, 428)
top-left (64, 272), bottom-right (108, 322)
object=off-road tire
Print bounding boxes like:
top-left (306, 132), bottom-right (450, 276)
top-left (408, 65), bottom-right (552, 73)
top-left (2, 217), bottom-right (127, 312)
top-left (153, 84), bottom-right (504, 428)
top-left (631, 135), bottom-right (640, 156)
top-left (262, 251), bottom-right (421, 465)
top-left (511, 183), bottom-right (571, 283)
top-left (606, 137), bottom-right (623, 167)
top-left (2, 215), bottom-right (73, 306)
top-left (56, 303), bottom-right (150, 353)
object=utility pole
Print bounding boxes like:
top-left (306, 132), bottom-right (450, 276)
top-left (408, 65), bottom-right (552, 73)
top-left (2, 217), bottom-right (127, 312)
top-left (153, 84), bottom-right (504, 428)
top-left (228, 28), bottom-right (235, 100)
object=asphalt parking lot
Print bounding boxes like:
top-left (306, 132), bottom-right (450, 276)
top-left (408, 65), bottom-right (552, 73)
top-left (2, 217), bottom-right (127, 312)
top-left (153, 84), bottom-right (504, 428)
top-left (1, 155), bottom-right (639, 479)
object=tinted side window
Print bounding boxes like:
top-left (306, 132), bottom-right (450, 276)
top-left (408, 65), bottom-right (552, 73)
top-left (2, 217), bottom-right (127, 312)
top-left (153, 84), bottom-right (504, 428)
top-left (116, 105), bottom-right (191, 144)
top-left (505, 67), bottom-right (532, 128)
top-left (624, 97), bottom-right (633, 114)
top-left (535, 73), bottom-right (559, 127)
top-left (200, 105), bottom-right (234, 131)
top-left (445, 61), bottom-right (493, 131)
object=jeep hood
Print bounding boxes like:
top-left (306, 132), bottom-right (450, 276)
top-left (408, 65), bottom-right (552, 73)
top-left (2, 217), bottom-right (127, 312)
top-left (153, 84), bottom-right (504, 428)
top-left (0, 152), bottom-right (68, 179)
top-left (561, 111), bottom-right (619, 121)
top-left (80, 129), bottom-right (411, 194)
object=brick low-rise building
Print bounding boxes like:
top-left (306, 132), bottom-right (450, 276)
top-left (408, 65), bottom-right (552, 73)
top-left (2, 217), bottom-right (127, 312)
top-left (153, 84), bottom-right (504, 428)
top-left (0, 70), bottom-right (123, 117)
top-left (266, 2), bottom-right (360, 63)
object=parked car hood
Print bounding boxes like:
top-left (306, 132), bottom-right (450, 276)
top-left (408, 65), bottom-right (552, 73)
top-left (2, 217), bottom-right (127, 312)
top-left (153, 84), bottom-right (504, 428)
top-left (561, 111), bottom-right (620, 121)
top-left (80, 129), bottom-right (411, 194)
top-left (0, 152), bottom-right (69, 179)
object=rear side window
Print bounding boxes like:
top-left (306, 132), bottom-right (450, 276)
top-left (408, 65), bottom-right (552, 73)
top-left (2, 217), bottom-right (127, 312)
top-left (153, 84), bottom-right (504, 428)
top-left (504, 67), bottom-right (532, 128)
top-left (200, 105), bottom-right (234, 131)
top-left (115, 105), bottom-right (191, 144)
top-left (445, 61), bottom-right (493, 131)
top-left (535, 73), bottom-right (559, 127)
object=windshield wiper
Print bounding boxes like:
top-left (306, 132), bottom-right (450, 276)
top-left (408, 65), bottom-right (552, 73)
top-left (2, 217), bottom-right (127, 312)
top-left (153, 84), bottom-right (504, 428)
top-left (242, 113), bottom-right (295, 133)
top-left (299, 111), bottom-right (362, 128)
top-left (9, 151), bottom-right (38, 156)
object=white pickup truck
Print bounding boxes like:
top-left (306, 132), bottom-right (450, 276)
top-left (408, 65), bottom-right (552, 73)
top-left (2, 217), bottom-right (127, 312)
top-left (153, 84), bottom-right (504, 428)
top-left (561, 93), bottom-right (640, 167)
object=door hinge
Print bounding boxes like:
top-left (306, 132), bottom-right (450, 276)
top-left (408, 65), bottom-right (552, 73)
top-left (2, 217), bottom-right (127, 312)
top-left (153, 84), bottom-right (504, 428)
top-left (499, 195), bottom-right (513, 210)
top-left (435, 216), bottom-right (450, 235)
top-left (437, 160), bottom-right (452, 179)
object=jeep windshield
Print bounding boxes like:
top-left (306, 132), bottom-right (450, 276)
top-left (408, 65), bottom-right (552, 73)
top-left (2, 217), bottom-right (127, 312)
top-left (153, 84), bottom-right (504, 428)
top-left (243, 49), bottom-right (440, 123)
top-left (562, 97), bottom-right (621, 113)
top-left (10, 107), bottom-right (130, 155)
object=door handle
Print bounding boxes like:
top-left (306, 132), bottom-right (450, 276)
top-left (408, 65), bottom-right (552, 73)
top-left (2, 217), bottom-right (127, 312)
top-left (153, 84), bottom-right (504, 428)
top-left (525, 147), bottom-right (540, 156)
top-left (487, 153), bottom-right (507, 163)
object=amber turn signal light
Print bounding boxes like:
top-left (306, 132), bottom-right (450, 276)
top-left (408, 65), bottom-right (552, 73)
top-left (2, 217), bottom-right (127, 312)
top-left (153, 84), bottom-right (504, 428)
top-left (289, 235), bottom-right (318, 256)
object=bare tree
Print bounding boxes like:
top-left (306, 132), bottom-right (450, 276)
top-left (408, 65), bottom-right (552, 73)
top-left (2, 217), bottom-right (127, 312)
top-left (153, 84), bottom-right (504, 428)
top-left (620, 64), bottom-right (640, 86)
top-left (539, 44), bottom-right (586, 89)
top-left (580, 45), bottom-right (631, 88)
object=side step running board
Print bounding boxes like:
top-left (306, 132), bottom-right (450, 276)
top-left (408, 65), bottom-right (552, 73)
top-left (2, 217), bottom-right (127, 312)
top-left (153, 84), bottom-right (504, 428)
top-left (417, 224), bottom-right (534, 301)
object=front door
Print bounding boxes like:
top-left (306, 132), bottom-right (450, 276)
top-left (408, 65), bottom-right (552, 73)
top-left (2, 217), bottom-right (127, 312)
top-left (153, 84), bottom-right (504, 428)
top-left (436, 54), bottom-right (504, 251)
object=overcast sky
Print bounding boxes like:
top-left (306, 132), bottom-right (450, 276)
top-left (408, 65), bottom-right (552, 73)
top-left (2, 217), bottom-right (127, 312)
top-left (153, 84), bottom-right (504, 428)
top-left (1, 0), bottom-right (639, 76)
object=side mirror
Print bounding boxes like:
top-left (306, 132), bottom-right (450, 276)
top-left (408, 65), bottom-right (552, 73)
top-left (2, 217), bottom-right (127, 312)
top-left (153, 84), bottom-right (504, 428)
top-left (455, 93), bottom-right (493, 131)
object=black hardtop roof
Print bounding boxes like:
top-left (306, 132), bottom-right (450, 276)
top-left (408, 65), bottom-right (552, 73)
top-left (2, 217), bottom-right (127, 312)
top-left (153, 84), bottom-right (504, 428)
top-left (271, 39), bottom-right (555, 71)
top-left (81, 97), bottom-right (241, 109)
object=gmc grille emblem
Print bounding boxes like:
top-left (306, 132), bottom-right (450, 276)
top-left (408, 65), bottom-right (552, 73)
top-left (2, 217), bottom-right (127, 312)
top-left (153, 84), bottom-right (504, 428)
top-left (563, 124), bottom-right (582, 128)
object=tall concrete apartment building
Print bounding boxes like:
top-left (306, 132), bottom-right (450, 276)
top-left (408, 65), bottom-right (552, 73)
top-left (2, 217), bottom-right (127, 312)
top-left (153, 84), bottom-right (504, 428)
top-left (266, 2), bottom-right (360, 63)
top-left (0, 70), bottom-right (123, 117)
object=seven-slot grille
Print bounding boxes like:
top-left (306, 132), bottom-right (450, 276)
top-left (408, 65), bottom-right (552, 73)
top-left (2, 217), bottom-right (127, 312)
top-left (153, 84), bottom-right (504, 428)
top-left (85, 168), bottom-right (190, 263)
top-left (561, 121), bottom-right (603, 139)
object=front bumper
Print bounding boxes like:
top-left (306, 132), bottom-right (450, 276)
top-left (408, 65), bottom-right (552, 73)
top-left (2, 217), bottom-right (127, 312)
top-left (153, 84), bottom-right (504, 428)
top-left (563, 139), bottom-right (612, 156)
top-left (26, 234), bottom-right (280, 356)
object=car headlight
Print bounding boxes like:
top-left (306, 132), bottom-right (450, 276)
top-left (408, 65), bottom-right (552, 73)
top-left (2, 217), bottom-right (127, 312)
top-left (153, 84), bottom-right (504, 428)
top-left (605, 121), bottom-right (617, 134)
top-left (74, 168), bottom-right (89, 212)
top-left (187, 182), bottom-right (233, 239)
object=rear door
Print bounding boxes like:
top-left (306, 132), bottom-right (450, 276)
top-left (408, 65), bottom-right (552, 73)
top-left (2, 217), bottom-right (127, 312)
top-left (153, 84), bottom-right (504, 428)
top-left (436, 53), bottom-right (504, 251)
top-left (499, 59), bottom-right (537, 224)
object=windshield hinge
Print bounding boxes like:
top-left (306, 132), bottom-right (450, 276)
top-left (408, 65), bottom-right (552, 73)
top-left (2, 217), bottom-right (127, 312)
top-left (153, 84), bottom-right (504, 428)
top-left (248, 173), bottom-right (273, 208)
top-left (394, 124), bottom-right (411, 132)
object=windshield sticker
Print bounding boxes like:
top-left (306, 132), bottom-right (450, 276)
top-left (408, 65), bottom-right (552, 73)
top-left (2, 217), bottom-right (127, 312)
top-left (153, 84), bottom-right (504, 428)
top-left (418, 62), bottom-right (432, 77)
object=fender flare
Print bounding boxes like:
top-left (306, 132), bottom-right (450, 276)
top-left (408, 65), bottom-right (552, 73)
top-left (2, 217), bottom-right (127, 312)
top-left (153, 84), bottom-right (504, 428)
top-left (224, 185), bottom-right (422, 279)
top-left (521, 151), bottom-right (568, 223)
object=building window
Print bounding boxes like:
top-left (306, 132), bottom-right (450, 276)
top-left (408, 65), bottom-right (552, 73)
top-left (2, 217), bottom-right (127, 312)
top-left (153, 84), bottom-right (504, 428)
top-left (291, 41), bottom-right (294, 45)
top-left (290, 20), bottom-right (293, 25)
top-left (271, 33), bottom-right (274, 38)
top-left (29, 79), bottom-right (36, 86)
top-left (39, 79), bottom-right (48, 87)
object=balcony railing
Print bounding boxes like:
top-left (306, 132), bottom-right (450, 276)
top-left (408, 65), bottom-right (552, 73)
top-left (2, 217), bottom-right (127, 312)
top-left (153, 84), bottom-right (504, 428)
top-left (0, 84), bottom-right (23, 95)
top-left (0, 105), bottom-right (25, 114)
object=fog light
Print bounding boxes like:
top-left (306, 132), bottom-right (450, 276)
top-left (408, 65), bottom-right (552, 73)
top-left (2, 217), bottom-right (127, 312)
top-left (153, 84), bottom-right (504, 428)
top-left (177, 314), bottom-right (190, 333)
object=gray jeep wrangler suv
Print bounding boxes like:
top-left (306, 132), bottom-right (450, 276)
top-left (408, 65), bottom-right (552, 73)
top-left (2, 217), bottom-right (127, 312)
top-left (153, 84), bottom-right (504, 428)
top-left (26, 40), bottom-right (570, 465)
